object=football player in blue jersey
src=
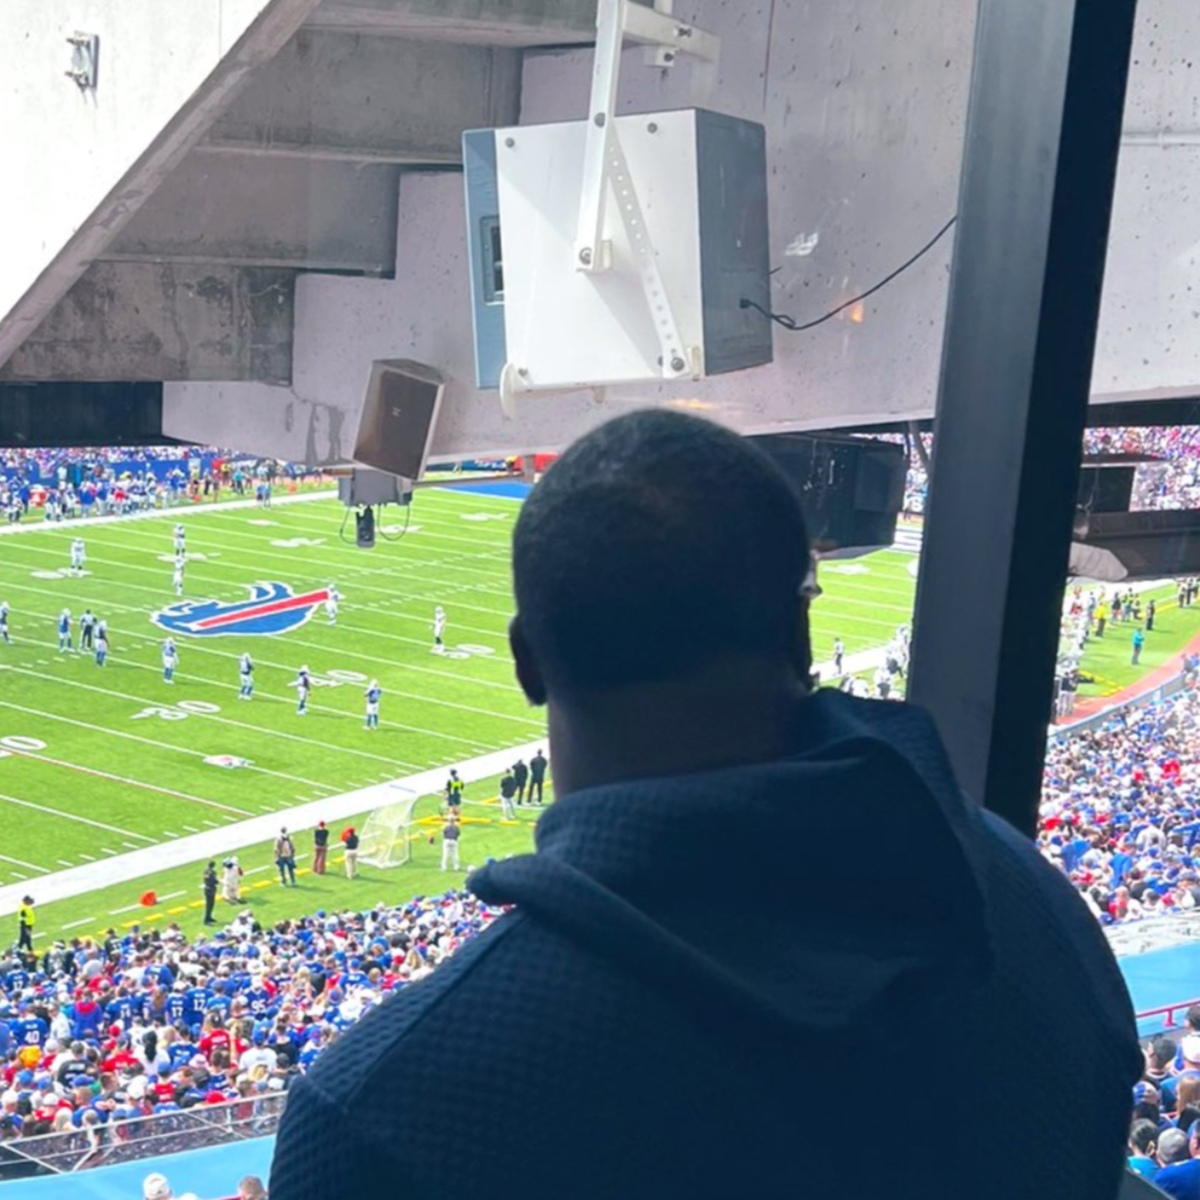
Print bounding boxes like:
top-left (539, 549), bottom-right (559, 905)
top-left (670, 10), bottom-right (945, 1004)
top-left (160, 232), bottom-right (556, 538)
top-left (364, 680), bottom-right (382, 730)
top-left (294, 665), bottom-right (311, 715)
top-left (0, 600), bottom-right (9, 644)
top-left (57, 608), bottom-right (73, 653)
top-left (162, 637), bottom-right (178, 683)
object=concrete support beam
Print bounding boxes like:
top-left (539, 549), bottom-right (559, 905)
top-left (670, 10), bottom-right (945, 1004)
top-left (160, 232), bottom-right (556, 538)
top-left (1, 264), bottom-right (294, 384)
top-left (104, 156), bottom-right (400, 274)
top-left (0, 0), bottom-right (323, 370)
top-left (303, 0), bottom-right (598, 46)
top-left (206, 31), bottom-right (521, 163)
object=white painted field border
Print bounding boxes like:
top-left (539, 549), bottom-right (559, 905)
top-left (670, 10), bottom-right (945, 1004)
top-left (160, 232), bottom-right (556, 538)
top-left (0, 738), bottom-right (548, 917)
top-left (0, 488), bottom-right (336, 538)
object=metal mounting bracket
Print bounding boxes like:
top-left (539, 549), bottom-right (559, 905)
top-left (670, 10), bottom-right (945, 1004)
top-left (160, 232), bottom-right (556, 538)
top-left (573, 0), bottom-right (718, 382)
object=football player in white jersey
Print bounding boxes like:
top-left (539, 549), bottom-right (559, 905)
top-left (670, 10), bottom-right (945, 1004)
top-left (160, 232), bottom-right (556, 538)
top-left (69, 537), bottom-right (86, 574)
top-left (325, 584), bottom-right (340, 626)
top-left (239, 653), bottom-right (254, 699)
top-left (433, 606), bottom-right (446, 653)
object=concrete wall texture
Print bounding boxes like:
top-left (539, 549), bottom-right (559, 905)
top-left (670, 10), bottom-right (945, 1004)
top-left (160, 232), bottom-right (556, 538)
top-left (0, 0), bottom-right (320, 365)
top-left (165, 0), bottom-right (980, 460)
top-left (5, 0), bottom-right (1198, 459)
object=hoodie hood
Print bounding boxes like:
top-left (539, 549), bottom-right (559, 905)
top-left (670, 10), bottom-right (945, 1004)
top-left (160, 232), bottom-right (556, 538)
top-left (471, 690), bottom-right (995, 1048)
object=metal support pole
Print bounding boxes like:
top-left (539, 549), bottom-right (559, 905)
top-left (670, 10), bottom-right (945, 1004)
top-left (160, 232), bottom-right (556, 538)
top-left (907, 0), bottom-right (1138, 836)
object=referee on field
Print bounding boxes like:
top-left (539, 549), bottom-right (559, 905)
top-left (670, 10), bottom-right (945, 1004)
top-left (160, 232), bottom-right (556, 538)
top-left (17, 896), bottom-right (34, 952)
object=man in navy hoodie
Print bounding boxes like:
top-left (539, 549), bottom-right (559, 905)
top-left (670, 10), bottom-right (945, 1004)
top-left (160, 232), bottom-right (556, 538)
top-left (271, 409), bottom-right (1141, 1200)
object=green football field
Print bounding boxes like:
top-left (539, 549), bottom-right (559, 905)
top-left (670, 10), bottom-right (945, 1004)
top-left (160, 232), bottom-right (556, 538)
top-left (0, 487), bottom-right (928, 944)
top-left (0, 486), bottom-right (924, 942)
top-left (10, 483), bottom-right (1200, 946)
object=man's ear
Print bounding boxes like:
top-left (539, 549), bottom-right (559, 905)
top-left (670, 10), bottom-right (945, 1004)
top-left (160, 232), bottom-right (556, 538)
top-left (791, 596), bottom-right (814, 685)
top-left (510, 616), bottom-right (548, 706)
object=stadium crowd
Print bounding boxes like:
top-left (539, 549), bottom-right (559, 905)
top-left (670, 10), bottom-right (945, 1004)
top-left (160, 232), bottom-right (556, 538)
top-left (0, 448), bottom-right (314, 524)
top-left (0, 891), bottom-right (502, 1157)
top-left (1130, 1007), bottom-right (1200, 1197)
top-left (1039, 674), bottom-right (1200, 927)
top-left (897, 425), bottom-right (1200, 515)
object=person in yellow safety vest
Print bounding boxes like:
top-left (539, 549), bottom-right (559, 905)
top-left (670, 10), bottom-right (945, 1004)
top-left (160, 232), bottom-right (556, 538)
top-left (445, 770), bottom-right (464, 814)
top-left (17, 896), bottom-right (34, 952)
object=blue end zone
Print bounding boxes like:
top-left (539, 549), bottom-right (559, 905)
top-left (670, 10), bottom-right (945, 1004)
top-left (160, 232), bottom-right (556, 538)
top-left (1119, 943), bottom-right (1200, 1035)
top-left (437, 481), bottom-right (531, 501)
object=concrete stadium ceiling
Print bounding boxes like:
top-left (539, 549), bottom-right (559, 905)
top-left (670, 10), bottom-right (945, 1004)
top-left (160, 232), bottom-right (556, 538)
top-left (3, 1), bottom-right (1200, 459)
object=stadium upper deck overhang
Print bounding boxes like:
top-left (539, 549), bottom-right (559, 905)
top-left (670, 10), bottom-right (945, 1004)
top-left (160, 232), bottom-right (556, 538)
top-left (1, 0), bottom-right (1199, 463)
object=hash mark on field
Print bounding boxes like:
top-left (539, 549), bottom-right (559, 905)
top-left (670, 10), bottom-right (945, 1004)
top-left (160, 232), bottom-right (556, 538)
top-left (122, 841), bottom-right (140, 850)
top-left (182, 826), bottom-right (199, 833)
top-left (78, 854), bottom-right (96, 862)
top-left (61, 918), bottom-right (94, 930)
top-left (202, 820), bottom-right (220, 828)
top-left (56, 859), bottom-right (73, 867)
top-left (162, 830), bottom-right (180, 838)
top-left (110, 903), bottom-right (144, 915)
top-left (101, 848), bottom-right (116, 856)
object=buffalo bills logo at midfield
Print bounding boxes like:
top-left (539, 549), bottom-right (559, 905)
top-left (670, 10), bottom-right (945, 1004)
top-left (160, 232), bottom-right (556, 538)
top-left (151, 583), bottom-right (330, 638)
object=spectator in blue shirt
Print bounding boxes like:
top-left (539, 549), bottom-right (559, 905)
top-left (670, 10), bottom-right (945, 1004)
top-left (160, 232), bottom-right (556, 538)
top-left (1156, 1125), bottom-right (1200, 1199)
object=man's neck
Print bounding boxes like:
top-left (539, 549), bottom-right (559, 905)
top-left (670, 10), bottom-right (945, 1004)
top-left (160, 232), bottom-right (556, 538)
top-left (547, 663), bottom-right (810, 799)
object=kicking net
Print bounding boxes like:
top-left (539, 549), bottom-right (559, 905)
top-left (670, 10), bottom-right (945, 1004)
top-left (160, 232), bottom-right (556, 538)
top-left (356, 791), bottom-right (421, 868)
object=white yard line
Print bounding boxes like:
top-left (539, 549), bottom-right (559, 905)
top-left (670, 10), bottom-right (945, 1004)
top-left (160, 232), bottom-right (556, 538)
top-left (0, 852), bottom-right (48, 874)
top-left (0, 743), bottom-right (249, 816)
top-left (0, 596), bottom-right (508, 754)
top-left (0, 739), bottom-right (546, 917)
top-left (0, 791), bottom-right (155, 842)
top-left (0, 654), bottom-right (431, 771)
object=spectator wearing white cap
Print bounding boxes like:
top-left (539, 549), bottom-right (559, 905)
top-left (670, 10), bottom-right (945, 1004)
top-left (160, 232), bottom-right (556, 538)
top-left (143, 1172), bottom-right (173, 1200)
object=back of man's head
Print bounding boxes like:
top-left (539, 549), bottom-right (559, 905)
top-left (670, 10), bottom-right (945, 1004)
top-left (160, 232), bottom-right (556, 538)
top-left (1153, 1036), bottom-right (1178, 1069)
top-left (1130, 1118), bottom-right (1158, 1156)
top-left (511, 410), bottom-right (810, 699)
top-left (1159, 1127), bottom-right (1190, 1166)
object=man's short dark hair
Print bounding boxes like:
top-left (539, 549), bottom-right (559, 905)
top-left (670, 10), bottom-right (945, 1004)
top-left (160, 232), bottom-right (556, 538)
top-left (1153, 1037), bottom-right (1178, 1069)
top-left (1186, 1005), bottom-right (1200, 1032)
top-left (512, 410), bottom-right (810, 693)
top-left (1130, 1118), bottom-right (1158, 1154)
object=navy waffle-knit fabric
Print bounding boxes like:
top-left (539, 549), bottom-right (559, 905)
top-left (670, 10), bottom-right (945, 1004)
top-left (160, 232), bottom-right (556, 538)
top-left (270, 690), bottom-right (1141, 1200)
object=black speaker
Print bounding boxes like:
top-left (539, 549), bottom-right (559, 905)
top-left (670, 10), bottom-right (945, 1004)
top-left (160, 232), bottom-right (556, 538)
top-left (353, 360), bottom-right (445, 480)
top-left (751, 433), bottom-right (907, 552)
top-left (1078, 461), bottom-right (1137, 514)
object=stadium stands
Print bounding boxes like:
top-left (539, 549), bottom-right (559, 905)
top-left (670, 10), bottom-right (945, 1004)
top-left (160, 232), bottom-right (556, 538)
top-left (0, 889), bottom-right (503, 1182)
top-left (1041, 677), bottom-right (1200, 926)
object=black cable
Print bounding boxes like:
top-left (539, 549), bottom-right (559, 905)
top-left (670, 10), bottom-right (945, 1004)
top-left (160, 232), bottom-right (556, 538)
top-left (338, 506), bottom-right (355, 546)
top-left (741, 215), bottom-right (958, 333)
top-left (378, 502), bottom-right (413, 543)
